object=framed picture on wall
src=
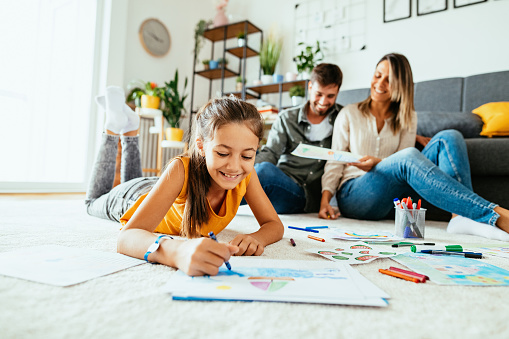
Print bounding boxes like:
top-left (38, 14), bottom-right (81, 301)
top-left (417, 0), bottom-right (447, 16)
top-left (383, 0), bottom-right (411, 23)
top-left (454, 0), bottom-right (487, 8)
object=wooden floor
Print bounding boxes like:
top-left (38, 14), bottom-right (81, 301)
top-left (0, 193), bottom-right (86, 201)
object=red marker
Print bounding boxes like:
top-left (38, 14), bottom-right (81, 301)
top-left (417, 199), bottom-right (422, 209)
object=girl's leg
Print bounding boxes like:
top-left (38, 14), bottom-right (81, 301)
top-left (120, 135), bottom-right (142, 183)
top-left (421, 129), bottom-right (473, 190)
top-left (85, 134), bottom-right (119, 202)
top-left (337, 147), bottom-right (499, 225)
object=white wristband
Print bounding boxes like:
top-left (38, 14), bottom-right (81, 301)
top-left (144, 235), bottom-right (173, 263)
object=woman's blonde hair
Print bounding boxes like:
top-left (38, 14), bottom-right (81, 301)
top-left (181, 96), bottom-right (264, 238)
top-left (358, 53), bottom-right (415, 133)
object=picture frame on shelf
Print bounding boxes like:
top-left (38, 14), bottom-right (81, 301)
top-left (383, 0), bottom-right (411, 23)
top-left (453, 0), bottom-right (487, 8)
top-left (417, 0), bottom-right (447, 16)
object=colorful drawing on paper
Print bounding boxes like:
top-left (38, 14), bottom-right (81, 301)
top-left (291, 144), bottom-right (361, 163)
top-left (393, 252), bottom-right (509, 286)
top-left (165, 264), bottom-right (390, 307)
top-left (307, 242), bottom-right (397, 264)
top-left (326, 229), bottom-right (401, 242)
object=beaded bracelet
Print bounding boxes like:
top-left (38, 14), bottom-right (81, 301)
top-left (144, 235), bottom-right (174, 263)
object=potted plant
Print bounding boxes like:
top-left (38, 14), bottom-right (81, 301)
top-left (126, 80), bottom-right (164, 109)
top-left (289, 85), bottom-right (305, 106)
top-left (237, 31), bottom-right (246, 47)
top-left (293, 40), bottom-right (324, 80)
top-left (202, 59), bottom-right (210, 70)
top-left (194, 19), bottom-right (212, 65)
top-left (236, 76), bottom-right (246, 91)
top-left (161, 69), bottom-right (188, 141)
top-left (217, 57), bottom-right (229, 69)
top-left (259, 31), bottom-right (282, 84)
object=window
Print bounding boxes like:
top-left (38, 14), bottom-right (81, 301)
top-left (0, 0), bottom-right (99, 192)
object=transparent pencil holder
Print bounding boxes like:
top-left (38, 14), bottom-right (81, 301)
top-left (395, 207), bottom-right (426, 238)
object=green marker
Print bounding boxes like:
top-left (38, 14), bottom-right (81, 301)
top-left (411, 245), bottom-right (463, 253)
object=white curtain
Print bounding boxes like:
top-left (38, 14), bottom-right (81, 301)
top-left (0, 0), bottom-right (99, 191)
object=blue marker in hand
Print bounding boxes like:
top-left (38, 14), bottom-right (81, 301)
top-left (208, 232), bottom-right (232, 270)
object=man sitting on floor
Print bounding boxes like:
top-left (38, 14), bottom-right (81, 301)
top-left (254, 63), bottom-right (343, 214)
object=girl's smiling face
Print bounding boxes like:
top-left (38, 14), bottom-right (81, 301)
top-left (199, 122), bottom-right (259, 192)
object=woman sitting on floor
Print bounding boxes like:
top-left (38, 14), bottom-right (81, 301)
top-left (319, 53), bottom-right (509, 241)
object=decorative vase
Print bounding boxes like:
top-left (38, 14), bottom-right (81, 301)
top-left (237, 38), bottom-right (246, 47)
top-left (285, 72), bottom-right (297, 81)
top-left (236, 82), bottom-right (244, 91)
top-left (273, 74), bottom-right (284, 83)
top-left (297, 71), bottom-right (311, 80)
top-left (213, 8), bottom-right (228, 27)
top-left (166, 127), bottom-right (184, 142)
top-left (141, 95), bottom-right (160, 109)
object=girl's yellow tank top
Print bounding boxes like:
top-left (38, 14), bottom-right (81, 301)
top-left (120, 156), bottom-right (251, 237)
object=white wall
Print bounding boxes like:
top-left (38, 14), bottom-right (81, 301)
top-left (107, 0), bottom-right (509, 114)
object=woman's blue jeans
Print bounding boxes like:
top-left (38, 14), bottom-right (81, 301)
top-left (337, 130), bottom-right (500, 225)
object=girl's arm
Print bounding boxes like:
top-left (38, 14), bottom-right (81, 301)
top-left (118, 159), bottom-right (237, 276)
top-left (230, 171), bottom-right (284, 256)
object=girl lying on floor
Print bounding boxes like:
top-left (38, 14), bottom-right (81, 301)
top-left (87, 89), bottom-right (283, 275)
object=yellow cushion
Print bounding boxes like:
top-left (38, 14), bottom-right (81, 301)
top-left (472, 102), bottom-right (509, 137)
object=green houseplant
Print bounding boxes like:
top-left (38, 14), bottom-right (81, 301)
top-left (126, 80), bottom-right (164, 108)
top-left (289, 85), bottom-right (305, 98)
top-left (259, 32), bottom-right (283, 76)
top-left (161, 70), bottom-right (188, 141)
top-left (293, 41), bottom-right (324, 77)
top-left (202, 59), bottom-right (210, 70)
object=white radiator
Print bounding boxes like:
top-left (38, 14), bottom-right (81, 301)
top-left (139, 117), bottom-right (185, 177)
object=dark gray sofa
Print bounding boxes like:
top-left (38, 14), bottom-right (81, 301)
top-left (336, 70), bottom-right (509, 221)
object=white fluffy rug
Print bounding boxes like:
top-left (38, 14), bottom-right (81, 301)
top-left (1, 199), bottom-right (509, 338)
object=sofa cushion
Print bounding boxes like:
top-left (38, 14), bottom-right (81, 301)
top-left (472, 102), bottom-right (509, 137)
top-left (337, 88), bottom-right (370, 106)
top-left (414, 78), bottom-right (463, 112)
top-left (463, 71), bottom-right (509, 113)
top-left (416, 111), bottom-right (483, 138)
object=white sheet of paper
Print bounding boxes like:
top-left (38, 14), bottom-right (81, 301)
top-left (325, 229), bottom-right (402, 242)
top-left (0, 245), bottom-right (144, 286)
top-left (291, 143), bottom-right (361, 163)
top-left (165, 258), bottom-right (389, 307)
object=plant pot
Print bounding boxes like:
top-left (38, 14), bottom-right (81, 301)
top-left (141, 95), bottom-right (160, 109)
top-left (209, 60), bottom-right (219, 69)
top-left (291, 96), bottom-right (304, 106)
top-left (166, 127), bottom-right (184, 142)
top-left (203, 64), bottom-right (210, 70)
top-left (261, 74), bottom-right (273, 85)
top-left (237, 38), bottom-right (246, 47)
top-left (236, 82), bottom-right (244, 91)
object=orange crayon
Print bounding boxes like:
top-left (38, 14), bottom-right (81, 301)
top-left (308, 235), bottom-right (325, 242)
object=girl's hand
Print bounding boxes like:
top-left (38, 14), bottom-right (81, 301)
top-left (416, 134), bottom-right (431, 147)
top-left (173, 238), bottom-right (238, 276)
top-left (348, 156), bottom-right (381, 172)
top-left (319, 201), bottom-right (340, 219)
top-left (229, 234), bottom-right (264, 256)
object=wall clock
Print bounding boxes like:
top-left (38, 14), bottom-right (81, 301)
top-left (139, 18), bottom-right (171, 57)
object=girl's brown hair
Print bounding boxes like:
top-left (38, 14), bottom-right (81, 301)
top-left (358, 53), bottom-right (415, 134)
top-left (181, 96), bottom-right (264, 238)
